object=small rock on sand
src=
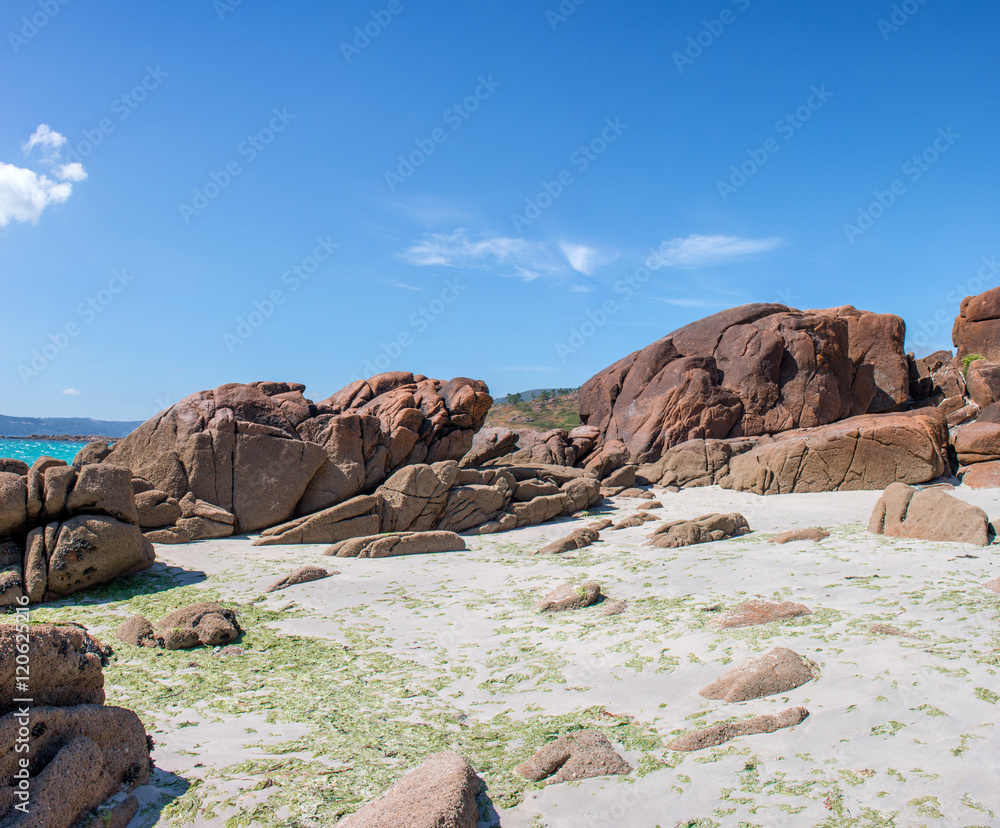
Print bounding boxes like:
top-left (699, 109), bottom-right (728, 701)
top-left (635, 500), bottom-right (663, 510)
top-left (717, 598), bottom-right (812, 628)
top-left (266, 565), bottom-right (335, 593)
top-left (985, 577), bottom-right (1000, 594)
top-left (600, 599), bottom-right (627, 616)
top-left (536, 526), bottom-right (601, 555)
top-left (648, 513), bottom-right (750, 549)
top-left (667, 706), bottom-right (809, 751)
top-left (769, 528), bottom-right (830, 544)
top-left (699, 647), bottom-right (817, 702)
top-left (539, 581), bottom-right (603, 612)
top-left (516, 729), bottom-right (631, 784)
top-left (612, 512), bottom-right (659, 530)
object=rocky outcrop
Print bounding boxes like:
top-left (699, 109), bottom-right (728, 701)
top-left (636, 438), bottom-right (757, 488)
top-left (718, 410), bottom-right (949, 495)
top-left (0, 458), bottom-right (155, 604)
top-left (699, 647), bottom-right (817, 702)
top-left (538, 581), bottom-right (603, 612)
top-left (326, 531), bottom-right (466, 559)
top-left (516, 730), bottom-right (631, 784)
top-left (953, 422), bottom-right (1000, 465)
top-left (667, 706), bottom-right (809, 752)
top-left (960, 460), bottom-right (1000, 489)
top-left (0, 624), bottom-right (111, 715)
top-left (647, 513), bottom-right (750, 549)
top-left (460, 427), bottom-right (519, 467)
top-left (104, 375), bottom-right (493, 536)
top-left (964, 359), bottom-right (1000, 408)
top-left (868, 483), bottom-right (993, 546)
top-left (579, 303), bottom-right (908, 463)
top-left (717, 599), bottom-right (812, 628)
top-left (335, 751), bottom-right (480, 828)
top-left (255, 461), bottom-right (602, 545)
top-left (0, 625), bottom-right (151, 828)
top-left (908, 350), bottom-right (967, 405)
top-left (953, 286), bottom-right (1000, 362)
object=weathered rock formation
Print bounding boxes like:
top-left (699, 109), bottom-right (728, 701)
top-left (0, 458), bottom-right (155, 605)
top-left (536, 525), bottom-right (602, 555)
top-left (953, 286), bottom-right (1000, 362)
top-left (104, 375), bottom-right (492, 537)
top-left (647, 513), bottom-right (750, 549)
top-left (667, 706), bottom-right (809, 752)
top-left (254, 461), bottom-right (601, 545)
top-left (580, 304), bottom-right (908, 463)
top-left (326, 531), bottom-right (465, 559)
top-left (719, 410), bottom-right (949, 495)
top-left (116, 602), bottom-right (242, 649)
top-left (699, 647), bottom-right (817, 702)
top-left (868, 482), bottom-right (993, 545)
top-left (516, 730), bottom-right (631, 784)
top-left (769, 528), bottom-right (830, 544)
top-left (0, 625), bottom-right (152, 828)
top-left (335, 751), bottom-right (481, 828)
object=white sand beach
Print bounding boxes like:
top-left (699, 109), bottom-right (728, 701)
top-left (29, 483), bottom-right (1000, 827)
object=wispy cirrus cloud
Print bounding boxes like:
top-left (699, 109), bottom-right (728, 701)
top-left (402, 229), bottom-right (608, 282)
top-left (646, 234), bottom-right (786, 269)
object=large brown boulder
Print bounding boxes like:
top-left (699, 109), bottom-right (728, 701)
top-left (953, 286), bottom-right (1000, 362)
top-left (152, 602), bottom-right (242, 649)
top-left (516, 730), bottom-right (631, 784)
top-left (647, 513), bottom-right (750, 549)
top-left (325, 531), bottom-right (466, 558)
top-left (0, 705), bottom-right (151, 828)
top-left (868, 482), bottom-right (993, 545)
top-left (719, 410), bottom-right (949, 495)
top-left (0, 624), bottom-right (110, 715)
top-left (0, 473), bottom-right (27, 539)
top-left (105, 376), bottom-right (492, 534)
top-left (953, 421), bottom-right (1000, 465)
top-left (45, 517), bottom-right (155, 598)
top-left (579, 304), bottom-right (908, 463)
top-left (336, 751), bottom-right (480, 828)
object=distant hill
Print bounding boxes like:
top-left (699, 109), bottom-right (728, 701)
top-left (0, 414), bottom-right (142, 439)
top-left (485, 388), bottom-right (581, 432)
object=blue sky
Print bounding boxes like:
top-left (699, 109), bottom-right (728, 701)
top-left (1, 0), bottom-right (997, 420)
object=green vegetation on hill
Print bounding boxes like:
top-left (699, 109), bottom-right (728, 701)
top-left (486, 388), bottom-right (581, 432)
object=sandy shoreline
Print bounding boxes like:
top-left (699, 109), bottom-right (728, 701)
top-left (29, 482), bottom-right (1000, 827)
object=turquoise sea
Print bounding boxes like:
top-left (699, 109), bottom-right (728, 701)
top-left (0, 439), bottom-right (87, 465)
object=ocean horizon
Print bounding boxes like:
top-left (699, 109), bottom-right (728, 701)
top-left (0, 438), bottom-right (88, 465)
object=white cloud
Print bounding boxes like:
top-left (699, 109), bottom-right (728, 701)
top-left (646, 234), bottom-right (786, 269)
top-left (559, 242), bottom-right (598, 275)
top-left (55, 162), bottom-right (87, 182)
top-left (0, 125), bottom-right (85, 227)
top-left (23, 124), bottom-right (66, 161)
top-left (61, 388), bottom-right (82, 396)
top-left (402, 229), bottom-right (567, 281)
top-left (381, 279), bottom-right (422, 291)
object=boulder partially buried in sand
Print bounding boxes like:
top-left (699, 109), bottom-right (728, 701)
top-left (153, 602), bottom-right (242, 649)
top-left (667, 706), bottom-right (809, 752)
top-left (335, 751), bottom-right (481, 828)
top-left (539, 581), bottom-right (603, 612)
top-left (647, 513), bottom-right (750, 549)
top-left (868, 482), bottom-right (993, 546)
top-left (717, 599), bottom-right (812, 628)
top-left (516, 730), bottom-right (632, 784)
top-left (699, 647), bottom-right (818, 702)
top-left (536, 525), bottom-right (602, 555)
top-left (266, 565), bottom-right (334, 592)
top-left (325, 531), bottom-right (466, 559)
top-left (769, 527), bottom-right (830, 544)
